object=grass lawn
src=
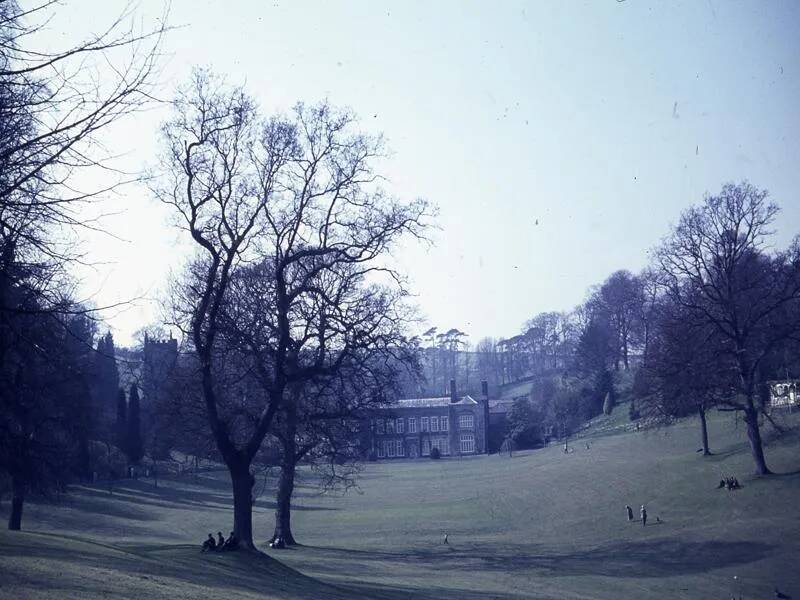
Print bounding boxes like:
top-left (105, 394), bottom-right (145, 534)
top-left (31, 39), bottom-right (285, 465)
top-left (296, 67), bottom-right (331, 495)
top-left (1, 409), bottom-right (799, 599)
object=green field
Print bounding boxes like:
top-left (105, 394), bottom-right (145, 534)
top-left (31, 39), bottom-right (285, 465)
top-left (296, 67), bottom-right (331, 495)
top-left (1, 408), bottom-right (799, 599)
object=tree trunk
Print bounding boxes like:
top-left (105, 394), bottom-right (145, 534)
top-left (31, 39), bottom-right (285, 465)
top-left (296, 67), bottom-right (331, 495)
top-left (271, 404), bottom-right (298, 547)
top-left (698, 405), bottom-right (711, 456)
top-left (8, 475), bottom-right (24, 531)
top-left (272, 458), bottom-right (297, 546)
top-left (230, 465), bottom-right (256, 549)
top-left (743, 406), bottom-right (771, 475)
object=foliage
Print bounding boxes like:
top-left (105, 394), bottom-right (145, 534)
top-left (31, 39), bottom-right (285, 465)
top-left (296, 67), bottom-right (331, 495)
top-left (506, 398), bottom-right (542, 448)
top-left (126, 385), bottom-right (143, 464)
top-left (115, 388), bottom-right (127, 452)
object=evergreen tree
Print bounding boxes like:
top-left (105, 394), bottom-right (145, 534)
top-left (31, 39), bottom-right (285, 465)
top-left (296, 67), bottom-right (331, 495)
top-left (115, 388), bottom-right (127, 453)
top-left (92, 332), bottom-right (120, 441)
top-left (126, 384), bottom-right (143, 464)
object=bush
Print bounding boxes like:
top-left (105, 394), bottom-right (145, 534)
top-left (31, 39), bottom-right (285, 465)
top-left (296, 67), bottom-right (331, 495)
top-left (430, 447), bottom-right (441, 459)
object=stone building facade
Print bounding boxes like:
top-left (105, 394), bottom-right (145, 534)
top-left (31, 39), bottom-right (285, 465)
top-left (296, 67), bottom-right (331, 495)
top-left (367, 380), bottom-right (489, 459)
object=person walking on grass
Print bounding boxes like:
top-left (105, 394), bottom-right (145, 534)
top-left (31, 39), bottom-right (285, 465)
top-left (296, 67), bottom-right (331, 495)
top-left (626, 505), bottom-right (634, 522)
top-left (640, 505), bottom-right (647, 527)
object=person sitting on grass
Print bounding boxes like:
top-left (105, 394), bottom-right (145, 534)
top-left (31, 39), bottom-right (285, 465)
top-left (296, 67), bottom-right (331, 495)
top-left (201, 533), bottom-right (216, 552)
top-left (223, 531), bottom-right (238, 551)
top-left (216, 532), bottom-right (225, 550)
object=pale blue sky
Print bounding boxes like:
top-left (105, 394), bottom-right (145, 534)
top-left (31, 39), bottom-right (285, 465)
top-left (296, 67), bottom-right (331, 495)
top-left (44, 1), bottom-right (800, 346)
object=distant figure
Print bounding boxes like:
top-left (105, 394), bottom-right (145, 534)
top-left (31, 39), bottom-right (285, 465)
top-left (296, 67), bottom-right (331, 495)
top-left (640, 505), bottom-right (647, 527)
top-left (585, 442), bottom-right (590, 450)
top-left (201, 533), bottom-right (216, 552)
top-left (626, 505), bottom-right (634, 522)
top-left (655, 516), bottom-right (661, 524)
top-left (223, 531), bottom-right (238, 551)
top-left (216, 531), bottom-right (225, 549)
top-left (443, 532), bottom-right (449, 545)
top-left (270, 537), bottom-right (285, 549)
top-left (717, 479), bottom-right (726, 489)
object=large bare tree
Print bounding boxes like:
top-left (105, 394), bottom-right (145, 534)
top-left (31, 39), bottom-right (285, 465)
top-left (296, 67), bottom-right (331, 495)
top-left (155, 70), bottom-right (430, 549)
top-left (1, 1), bottom-right (166, 530)
top-left (655, 182), bottom-right (800, 475)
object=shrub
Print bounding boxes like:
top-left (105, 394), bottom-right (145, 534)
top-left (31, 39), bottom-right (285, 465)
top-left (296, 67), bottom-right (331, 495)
top-left (629, 401), bottom-right (640, 421)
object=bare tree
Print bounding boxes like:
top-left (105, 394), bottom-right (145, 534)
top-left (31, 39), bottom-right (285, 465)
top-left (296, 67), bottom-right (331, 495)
top-left (1, 1), bottom-right (167, 293)
top-left (587, 271), bottom-right (645, 370)
top-left (654, 182), bottom-right (800, 474)
top-left (155, 70), bottom-right (431, 548)
top-left (1, 1), bottom-right (167, 530)
top-left (640, 288), bottom-right (734, 455)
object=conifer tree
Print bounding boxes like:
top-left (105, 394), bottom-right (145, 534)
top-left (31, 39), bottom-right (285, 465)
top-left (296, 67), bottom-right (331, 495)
top-left (126, 384), bottom-right (143, 464)
top-left (115, 388), bottom-right (128, 453)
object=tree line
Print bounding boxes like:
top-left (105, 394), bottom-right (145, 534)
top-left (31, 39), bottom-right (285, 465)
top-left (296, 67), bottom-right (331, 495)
top-left (0, 1), bottom-right (165, 529)
top-left (422, 183), bottom-right (800, 475)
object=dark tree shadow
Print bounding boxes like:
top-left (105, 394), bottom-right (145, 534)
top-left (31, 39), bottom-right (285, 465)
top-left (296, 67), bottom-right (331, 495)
top-left (303, 538), bottom-right (775, 579)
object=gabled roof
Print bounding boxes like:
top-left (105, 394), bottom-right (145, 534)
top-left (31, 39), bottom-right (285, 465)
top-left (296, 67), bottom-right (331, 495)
top-left (392, 395), bottom-right (480, 409)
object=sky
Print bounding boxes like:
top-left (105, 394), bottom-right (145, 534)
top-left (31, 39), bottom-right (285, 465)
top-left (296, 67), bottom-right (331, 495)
top-left (36, 0), bottom-right (800, 347)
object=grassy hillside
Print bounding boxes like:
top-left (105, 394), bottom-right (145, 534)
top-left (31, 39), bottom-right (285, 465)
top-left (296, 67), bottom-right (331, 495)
top-left (1, 409), bottom-right (799, 599)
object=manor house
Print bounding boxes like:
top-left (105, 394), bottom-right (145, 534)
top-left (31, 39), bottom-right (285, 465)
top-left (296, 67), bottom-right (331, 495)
top-left (367, 380), bottom-right (489, 459)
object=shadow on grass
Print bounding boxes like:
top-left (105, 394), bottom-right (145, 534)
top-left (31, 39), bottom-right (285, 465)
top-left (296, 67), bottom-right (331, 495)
top-left (303, 538), bottom-right (775, 579)
top-left (65, 481), bottom-right (338, 516)
top-left (0, 532), bottom-right (528, 600)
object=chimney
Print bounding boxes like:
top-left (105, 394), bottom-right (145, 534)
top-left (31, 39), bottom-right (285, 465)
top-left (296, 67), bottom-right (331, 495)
top-left (481, 380), bottom-right (489, 400)
top-left (449, 379), bottom-right (457, 403)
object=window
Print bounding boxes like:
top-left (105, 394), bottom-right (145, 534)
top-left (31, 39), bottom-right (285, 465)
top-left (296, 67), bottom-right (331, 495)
top-left (431, 437), bottom-right (449, 456)
top-left (460, 433), bottom-right (475, 454)
top-left (396, 440), bottom-right (405, 457)
top-left (422, 438), bottom-right (431, 456)
top-left (376, 419), bottom-right (385, 434)
top-left (459, 413), bottom-right (474, 429)
top-left (421, 417), bottom-right (429, 432)
top-left (396, 418), bottom-right (404, 434)
top-left (408, 417), bottom-right (417, 433)
top-left (386, 440), bottom-right (395, 457)
top-left (377, 443), bottom-right (385, 458)
top-left (440, 416), bottom-right (449, 431)
top-left (430, 416), bottom-right (439, 432)
top-left (387, 419), bottom-right (395, 434)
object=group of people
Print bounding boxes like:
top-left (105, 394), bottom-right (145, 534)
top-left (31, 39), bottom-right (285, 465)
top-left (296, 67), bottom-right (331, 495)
top-left (625, 504), bottom-right (655, 526)
top-left (717, 476), bottom-right (741, 490)
top-left (201, 531), bottom-right (238, 552)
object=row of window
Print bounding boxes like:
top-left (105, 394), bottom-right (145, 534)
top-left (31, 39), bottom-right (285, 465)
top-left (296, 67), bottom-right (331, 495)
top-left (372, 414), bottom-right (474, 435)
top-left (375, 433), bottom-right (476, 458)
top-left (377, 439), bottom-right (406, 458)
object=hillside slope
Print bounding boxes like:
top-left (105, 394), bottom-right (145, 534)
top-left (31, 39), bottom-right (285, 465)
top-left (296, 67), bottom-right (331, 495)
top-left (1, 409), bottom-right (799, 599)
